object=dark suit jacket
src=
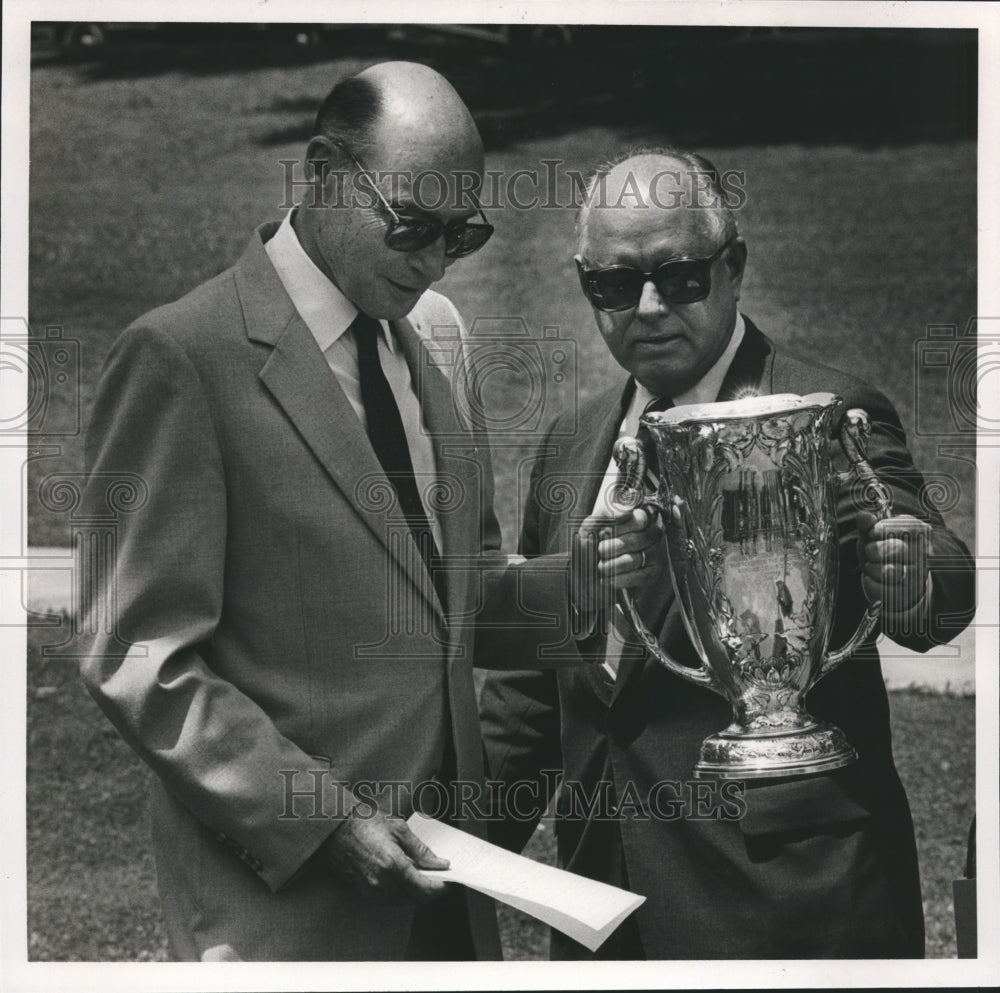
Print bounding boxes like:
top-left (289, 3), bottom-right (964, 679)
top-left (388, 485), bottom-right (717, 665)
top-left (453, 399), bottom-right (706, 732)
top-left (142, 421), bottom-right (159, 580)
top-left (80, 223), bottom-right (509, 961)
top-left (477, 318), bottom-right (975, 959)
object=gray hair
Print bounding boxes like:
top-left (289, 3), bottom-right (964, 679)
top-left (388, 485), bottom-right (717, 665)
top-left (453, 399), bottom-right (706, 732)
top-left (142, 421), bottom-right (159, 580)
top-left (576, 144), bottom-right (740, 249)
top-left (313, 73), bottom-right (383, 154)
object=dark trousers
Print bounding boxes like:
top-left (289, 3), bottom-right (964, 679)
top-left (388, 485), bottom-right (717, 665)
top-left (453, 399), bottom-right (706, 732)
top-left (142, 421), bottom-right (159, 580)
top-left (406, 886), bottom-right (476, 960)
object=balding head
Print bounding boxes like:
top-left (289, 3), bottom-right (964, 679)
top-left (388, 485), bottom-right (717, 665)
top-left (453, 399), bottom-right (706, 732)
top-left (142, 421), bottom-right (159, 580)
top-left (577, 147), bottom-right (738, 258)
top-left (574, 146), bottom-right (747, 397)
top-left (314, 61), bottom-right (483, 181)
top-left (295, 62), bottom-right (488, 320)
top-left (359, 62), bottom-right (482, 162)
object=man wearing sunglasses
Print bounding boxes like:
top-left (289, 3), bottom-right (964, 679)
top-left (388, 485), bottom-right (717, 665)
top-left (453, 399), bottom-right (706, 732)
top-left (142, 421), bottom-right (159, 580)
top-left (477, 148), bottom-right (975, 958)
top-left (80, 61), bottom-right (516, 961)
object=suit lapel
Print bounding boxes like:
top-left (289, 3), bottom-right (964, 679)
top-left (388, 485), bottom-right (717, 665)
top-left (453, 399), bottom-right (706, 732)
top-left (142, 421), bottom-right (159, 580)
top-left (391, 314), bottom-right (481, 625)
top-left (235, 226), bottom-right (444, 620)
top-left (717, 316), bottom-right (774, 401)
top-left (557, 380), bottom-right (635, 524)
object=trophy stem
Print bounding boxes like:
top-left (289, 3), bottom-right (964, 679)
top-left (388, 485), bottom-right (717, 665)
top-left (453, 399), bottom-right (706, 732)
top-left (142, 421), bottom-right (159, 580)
top-left (693, 720), bottom-right (857, 779)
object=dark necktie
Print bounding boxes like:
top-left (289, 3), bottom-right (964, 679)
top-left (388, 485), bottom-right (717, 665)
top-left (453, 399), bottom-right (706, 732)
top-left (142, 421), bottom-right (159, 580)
top-left (352, 312), bottom-right (445, 605)
top-left (644, 394), bottom-right (674, 415)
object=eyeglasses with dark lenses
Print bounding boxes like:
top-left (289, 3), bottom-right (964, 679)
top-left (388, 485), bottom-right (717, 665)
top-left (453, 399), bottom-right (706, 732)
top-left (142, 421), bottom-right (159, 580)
top-left (576, 238), bottom-right (736, 312)
top-left (344, 146), bottom-right (494, 259)
top-left (383, 211), bottom-right (495, 258)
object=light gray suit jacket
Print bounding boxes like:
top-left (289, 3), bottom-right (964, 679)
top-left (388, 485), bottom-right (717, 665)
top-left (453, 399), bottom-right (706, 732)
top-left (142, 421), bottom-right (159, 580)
top-left (80, 223), bottom-right (506, 960)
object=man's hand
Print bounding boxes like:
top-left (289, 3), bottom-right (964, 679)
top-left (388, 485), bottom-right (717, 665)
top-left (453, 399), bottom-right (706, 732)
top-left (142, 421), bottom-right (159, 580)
top-left (857, 510), bottom-right (932, 613)
top-left (592, 507), bottom-right (665, 590)
top-left (321, 807), bottom-right (449, 903)
top-left (570, 507), bottom-right (664, 632)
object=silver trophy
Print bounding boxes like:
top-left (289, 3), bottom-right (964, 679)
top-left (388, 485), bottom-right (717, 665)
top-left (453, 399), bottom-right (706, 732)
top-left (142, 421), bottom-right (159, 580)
top-left (612, 392), bottom-right (893, 779)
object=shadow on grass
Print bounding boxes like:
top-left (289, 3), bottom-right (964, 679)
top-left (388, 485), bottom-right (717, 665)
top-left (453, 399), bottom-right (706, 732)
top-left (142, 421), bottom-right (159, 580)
top-left (34, 26), bottom-right (976, 151)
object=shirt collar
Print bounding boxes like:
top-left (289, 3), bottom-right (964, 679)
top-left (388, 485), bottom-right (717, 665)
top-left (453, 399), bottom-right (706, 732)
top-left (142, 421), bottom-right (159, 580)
top-left (264, 208), bottom-right (395, 354)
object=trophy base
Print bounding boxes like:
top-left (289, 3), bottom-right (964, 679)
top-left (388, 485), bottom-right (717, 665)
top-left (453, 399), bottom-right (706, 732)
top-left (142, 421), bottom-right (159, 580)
top-left (693, 722), bottom-right (857, 780)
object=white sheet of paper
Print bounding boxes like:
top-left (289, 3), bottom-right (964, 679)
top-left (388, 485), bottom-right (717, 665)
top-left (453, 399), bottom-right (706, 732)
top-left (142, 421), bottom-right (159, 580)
top-left (408, 812), bottom-right (645, 953)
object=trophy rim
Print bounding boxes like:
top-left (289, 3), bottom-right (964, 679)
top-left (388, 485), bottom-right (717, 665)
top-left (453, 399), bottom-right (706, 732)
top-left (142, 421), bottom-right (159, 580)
top-left (643, 390), bottom-right (842, 427)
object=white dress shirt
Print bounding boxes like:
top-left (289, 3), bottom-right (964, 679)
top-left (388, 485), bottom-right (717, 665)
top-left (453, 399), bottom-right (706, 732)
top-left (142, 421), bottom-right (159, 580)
top-left (265, 209), bottom-right (443, 552)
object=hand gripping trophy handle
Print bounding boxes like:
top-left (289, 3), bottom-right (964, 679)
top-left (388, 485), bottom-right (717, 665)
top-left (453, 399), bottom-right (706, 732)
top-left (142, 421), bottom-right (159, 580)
top-left (818, 407), bottom-right (894, 675)
top-left (611, 406), bottom-right (895, 692)
top-left (610, 435), bottom-right (718, 689)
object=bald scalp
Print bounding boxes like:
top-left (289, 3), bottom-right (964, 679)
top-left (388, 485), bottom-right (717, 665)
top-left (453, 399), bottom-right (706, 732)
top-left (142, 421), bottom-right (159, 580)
top-left (307, 61), bottom-right (485, 219)
top-left (315, 61), bottom-right (482, 166)
top-left (577, 148), bottom-right (738, 254)
top-left (359, 61), bottom-right (480, 143)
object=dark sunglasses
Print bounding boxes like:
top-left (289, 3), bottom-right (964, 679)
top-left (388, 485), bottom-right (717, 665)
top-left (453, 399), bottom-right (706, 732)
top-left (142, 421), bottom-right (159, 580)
top-left (344, 147), bottom-right (494, 259)
top-left (576, 238), bottom-right (736, 312)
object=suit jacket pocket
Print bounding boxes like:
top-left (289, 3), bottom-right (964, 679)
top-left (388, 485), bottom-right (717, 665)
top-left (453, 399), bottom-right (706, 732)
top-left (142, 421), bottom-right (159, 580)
top-left (739, 768), bottom-right (873, 838)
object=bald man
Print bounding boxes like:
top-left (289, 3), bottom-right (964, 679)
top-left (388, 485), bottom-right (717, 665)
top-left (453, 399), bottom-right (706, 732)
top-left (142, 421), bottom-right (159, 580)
top-left (80, 63), bottom-right (508, 961)
top-left (477, 148), bottom-right (975, 958)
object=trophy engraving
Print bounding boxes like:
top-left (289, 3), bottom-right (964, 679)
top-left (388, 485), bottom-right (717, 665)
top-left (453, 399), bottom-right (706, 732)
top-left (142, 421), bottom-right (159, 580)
top-left (613, 392), bottom-right (892, 779)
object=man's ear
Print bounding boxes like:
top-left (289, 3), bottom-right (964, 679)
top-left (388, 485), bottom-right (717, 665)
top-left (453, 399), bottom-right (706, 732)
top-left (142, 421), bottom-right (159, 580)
top-left (303, 135), bottom-right (348, 201)
top-left (727, 238), bottom-right (748, 299)
top-left (727, 238), bottom-right (748, 279)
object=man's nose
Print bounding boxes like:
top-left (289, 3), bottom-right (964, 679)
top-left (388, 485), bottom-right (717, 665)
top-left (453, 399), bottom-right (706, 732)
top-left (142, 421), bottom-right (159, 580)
top-left (636, 278), bottom-right (668, 318)
top-left (409, 237), bottom-right (449, 282)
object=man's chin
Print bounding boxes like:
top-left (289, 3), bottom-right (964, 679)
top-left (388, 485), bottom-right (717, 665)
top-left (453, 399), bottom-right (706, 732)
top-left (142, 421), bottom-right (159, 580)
top-left (363, 296), bottom-right (425, 322)
top-left (376, 284), bottom-right (427, 320)
top-left (634, 368), bottom-right (698, 399)
top-left (383, 300), bottom-right (423, 321)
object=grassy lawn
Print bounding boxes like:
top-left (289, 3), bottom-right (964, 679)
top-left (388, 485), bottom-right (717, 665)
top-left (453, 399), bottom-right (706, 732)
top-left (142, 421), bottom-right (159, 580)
top-left (22, 32), bottom-right (977, 963)
top-left (26, 35), bottom-right (976, 551)
top-left (26, 623), bottom-right (975, 960)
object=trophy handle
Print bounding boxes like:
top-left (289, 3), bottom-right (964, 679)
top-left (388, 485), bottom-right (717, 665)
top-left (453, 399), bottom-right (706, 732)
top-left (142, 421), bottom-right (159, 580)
top-left (618, 588), bottom-right (717, 687)
top-left (611, 436), bottom-right (718, 690)
top-left (837, 408), bottom-right (893, 519)
top-left (820, 408), bottom-right (893, 676)
top-left (821, 601), bottom-right (883, 673)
